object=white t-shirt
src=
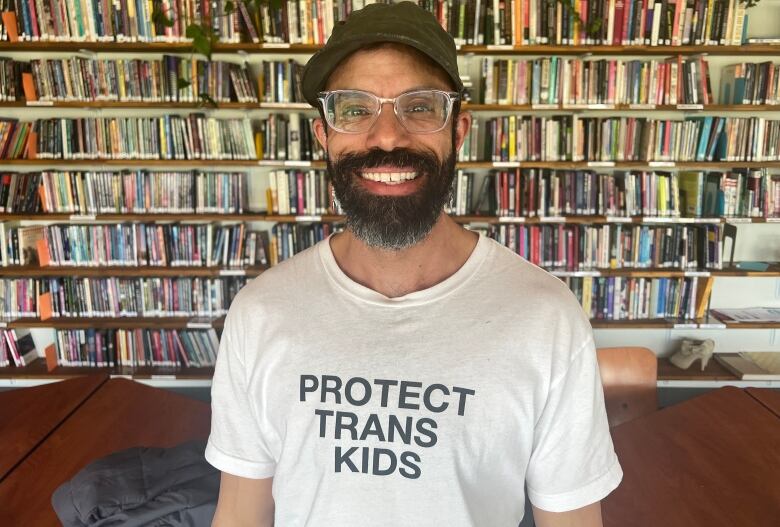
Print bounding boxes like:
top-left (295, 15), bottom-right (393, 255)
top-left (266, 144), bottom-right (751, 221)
top-left (206, 233), bottom-right (622, 525)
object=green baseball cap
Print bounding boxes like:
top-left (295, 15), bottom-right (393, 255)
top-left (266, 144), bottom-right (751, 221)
top-left (301, 1), bottom-right (463, 108)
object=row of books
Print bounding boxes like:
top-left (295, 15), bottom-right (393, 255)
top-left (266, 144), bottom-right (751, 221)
top-left (28, 170), bottom-right (248, 214)
top-left (3, 166), bottom-right (777, 219)
top-left (266, 169), bottom-right (337, 216)
top-left (483, 115), bottom-right (780, 162)
top-left (256, 113), bottom-right (324, 161)
top-left (265, 219), bottom-right (723, 270)
top-left (419, 0), bottom-right (749, 46)
top-left (259, 60), bottom-right (306, 104)
top-left (0, 276), bottom-right (698, 328)
top-left (20, 115), bottom-right (256, 160)
top-left (1, 0), bottom-right (204, 42)
top-left (0, 0), bottom-right (756, 47)
top-left (0, 276), bottom-right (246, 318)
top-left (21, 56), bottom-right (258, 103)
top-left (457, 120), bottom-right (482, 162)
top-left (457, 168), bottom-right (780, 218)
top-left (676, 169), bottom-right (779, 217)
top-left (0, 328), bottom-right (36, 367)
top-left (720, 62), bottom-right (780, 106)
top-left (0, 223), bottom-right (270, 268)
top-left (268, 222), bottom-right (337, 266)
top-left (226, 1), bottom-right (751, 47)
top-left (12, 54), bottom-right (778, 108)
top-left (0, 59), bottom-right (18, 101)
top-left (55, 328), bottom-right (220, 368)
top-left (564, 275), bottom-right (700, 321)
top-left (483, 222), bottom-right (722, 269)
top-left (7, 114), bottom-right (780, 163)
top-left (479, 56), bottom-right (715, 106)
top-left (23, 54), bottom-right (778, 108)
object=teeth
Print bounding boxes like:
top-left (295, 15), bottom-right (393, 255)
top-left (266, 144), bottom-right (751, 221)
top-left (361, 171), bottom-right (417, 183)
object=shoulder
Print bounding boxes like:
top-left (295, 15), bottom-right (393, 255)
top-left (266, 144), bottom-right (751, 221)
top-left (476, 236), bottom-right (593, 350)
top-left (480, 236), bottom-right (583, 310)
top-left (227, 241), bottom-right (326, 320)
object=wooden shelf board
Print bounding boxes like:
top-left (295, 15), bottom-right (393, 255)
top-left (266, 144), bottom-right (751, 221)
top-left (457, 161), bottom-right (780, 169)
top-left (590, 319), bottom-right (679, 328)
top-left (6, 100), bottom-right (780, 112)
top-left (5, 160), bottom-right (780, 170)
top-left (463, 104), bottom-right (780, 112)
top-left (0, 266), bottom-right (264, 278)
top-left (0, 212), bottom-right (268, 221)
top-left (456, 44), bottom-right (780, 55)
top-left (1, 101), bottom-right (261, 109)
top-left (721, 321), bottom-right (780, 329)
top-left (0, 360), bottom-right (214, 380)
top-left (717, 264), bottom-right (780, 277)
top-left (4, 316), bottom-right (225, 329)
top-left (1, 159), bottom-right (262, 166)
top-left (2, 212), bottom-right (777, 226)
top-left (5, 316), bottom-right (767, 331)
top-left (657, 357), bottom-right (739, 381)
top-left (1, 42), bottom-right (778, 55)
top-left (4, 263), bottom-right (778, 279)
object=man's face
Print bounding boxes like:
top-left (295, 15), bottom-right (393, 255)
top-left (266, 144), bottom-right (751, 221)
top-left (312, 45), bottom-right (472, 250)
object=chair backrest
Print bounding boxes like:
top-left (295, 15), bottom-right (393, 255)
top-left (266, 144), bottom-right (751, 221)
top-left (596, 346), bottom-right (658, 428)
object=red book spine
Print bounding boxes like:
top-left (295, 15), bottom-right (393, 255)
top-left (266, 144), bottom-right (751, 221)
top-left (621, 0), bottom-right (632, 44)
top-left (663, 119), bottom-right (672, 159)
top-left (502, 171), bottom-right (509, 216)
top-left (698, 57), bottom-right (710, 105)
top-left (296, 171), bottom-right (304, 215)
top-left (613, 0), bottom-right (625, 45)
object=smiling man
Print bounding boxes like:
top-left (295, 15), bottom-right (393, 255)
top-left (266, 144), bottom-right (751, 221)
top-left (206, 2), bottom-right (622, 526)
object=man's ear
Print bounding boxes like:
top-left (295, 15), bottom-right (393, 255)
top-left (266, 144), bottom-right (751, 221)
top-left (453, 111), bottom-right (472, 154)
top-left (313, 118), bottom-right (328, 151)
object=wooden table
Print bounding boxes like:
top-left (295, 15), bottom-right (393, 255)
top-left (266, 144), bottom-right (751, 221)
top-left (0, 376), bottom-right (211, 526)
top-left (747, 387), bottom-right (780, 418)
top-left (603, 386), bottom-right (780, 527)
top-left (0, 374), bottom-right (107, 481)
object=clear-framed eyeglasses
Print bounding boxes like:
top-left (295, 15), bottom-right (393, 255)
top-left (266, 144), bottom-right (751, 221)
top-left (317, 89), bottom-right (460, 134)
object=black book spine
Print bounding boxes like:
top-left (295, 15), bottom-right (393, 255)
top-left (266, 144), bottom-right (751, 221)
top-left (547, 0), bottom-right (556, 44)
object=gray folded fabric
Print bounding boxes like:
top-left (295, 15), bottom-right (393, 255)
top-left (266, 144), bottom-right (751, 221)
top-left (52, 440), bottom-right (219, 527)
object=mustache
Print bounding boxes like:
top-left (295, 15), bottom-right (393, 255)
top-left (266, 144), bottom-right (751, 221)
top-left (329, 148), bottom-right (441, 175)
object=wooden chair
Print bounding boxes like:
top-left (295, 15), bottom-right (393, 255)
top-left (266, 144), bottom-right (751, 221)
top-left (596, 346), bottom-right (658, 428)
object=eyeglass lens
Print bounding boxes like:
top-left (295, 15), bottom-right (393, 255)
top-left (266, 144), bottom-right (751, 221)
top-left (325, 91), bottom-right (451, 133)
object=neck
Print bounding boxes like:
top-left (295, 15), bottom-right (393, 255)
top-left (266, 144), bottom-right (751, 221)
top-left (329, 213), bottom-right (479, 298)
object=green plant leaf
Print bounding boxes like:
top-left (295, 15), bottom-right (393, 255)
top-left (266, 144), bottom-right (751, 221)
top-left (186, 23), bottom-right (216, 58)
top-left (587, 19), bottom-right (603, 39)
top-left (177, 78), bottom-right (191, 90)
top-left (224, 1), bottom-right (235, 14)
top-left (185, 24), bottom-right (206, 40)
top-left (152, 7), bottom-right (175, 28)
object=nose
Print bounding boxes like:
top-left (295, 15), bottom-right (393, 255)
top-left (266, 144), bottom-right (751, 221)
top-left (363, 101), bottom-right (412, 151)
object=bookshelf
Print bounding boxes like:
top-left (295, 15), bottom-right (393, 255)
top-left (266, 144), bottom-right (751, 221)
top-left (0, 0), bottom-right (779, 387)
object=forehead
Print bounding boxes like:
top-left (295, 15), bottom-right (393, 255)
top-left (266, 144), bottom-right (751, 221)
top-left (325, 44), bottom-right (452, 95)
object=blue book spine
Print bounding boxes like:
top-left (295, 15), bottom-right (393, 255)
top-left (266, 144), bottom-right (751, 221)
top-left (696, 117), bottom-right (713, 161)
top-left (708, 117), bottom-right (727, 161)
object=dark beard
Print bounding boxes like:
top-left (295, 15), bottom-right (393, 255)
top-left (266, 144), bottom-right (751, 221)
top-left (327, 146), bottom-right (456, 251)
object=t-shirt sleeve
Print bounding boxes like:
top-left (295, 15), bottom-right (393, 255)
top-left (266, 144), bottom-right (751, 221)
top-left (525, 339), bottom-right (623, 512)
top-left (205, 308), bottom-right (277, 479)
